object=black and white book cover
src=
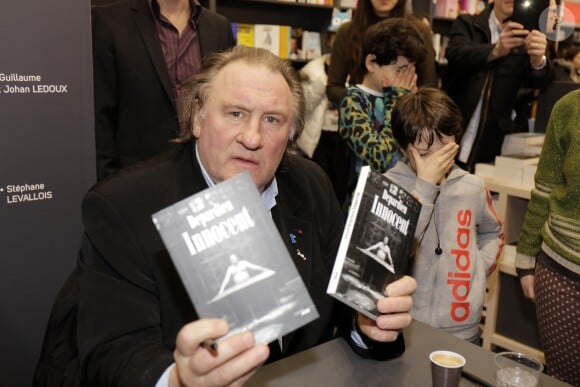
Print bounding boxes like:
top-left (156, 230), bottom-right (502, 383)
top-left (152, 172), bottom-right (319, 344)
top-left (327, 166), bottom-right (421, 320)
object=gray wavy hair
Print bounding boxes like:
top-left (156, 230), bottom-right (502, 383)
top-left (174, 46), bottom-right (305, 153)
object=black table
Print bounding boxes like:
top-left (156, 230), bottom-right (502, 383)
top-left (249, 320), bottom-right (570, 386)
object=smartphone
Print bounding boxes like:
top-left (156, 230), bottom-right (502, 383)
top-left (512, 0), bottom-right (550, 30)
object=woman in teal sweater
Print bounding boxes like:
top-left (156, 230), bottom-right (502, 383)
top-left (516, 88), bottom-right (580, 386)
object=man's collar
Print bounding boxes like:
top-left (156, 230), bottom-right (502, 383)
top-left (490, 3), bottom-right (508, 29)
top-left (148, 0), bottom-right (202, 21)
top-left (491, 3), bottom-right (511, 28)
top-left (194, 142), bottom-right (278, 211)
top-left (490, 9), bottom-right (502, 31)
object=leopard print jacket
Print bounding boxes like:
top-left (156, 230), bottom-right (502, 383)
top-left (338, 85), bottom-right (408, 173)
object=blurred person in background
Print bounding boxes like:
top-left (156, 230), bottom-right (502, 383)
top-left (296, 24), bottom-right (341, 189)
top-left (92, 0), bottom-right (235, 180)
top-left (442, 0), bottom-right (553, 172)
top-left (326, 0), bottom-right (437, 204)
top-left (554, 45), bottom-right (580, 82)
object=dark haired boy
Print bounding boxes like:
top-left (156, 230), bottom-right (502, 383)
top-left (385, 88), bottom-right (504, 343)
top-left (339, 17), bottom-right (427, 208)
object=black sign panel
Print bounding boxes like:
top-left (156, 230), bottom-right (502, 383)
top-left (0, 1), bottom-right (95, 384)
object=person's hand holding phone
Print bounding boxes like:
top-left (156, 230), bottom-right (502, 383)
top-left (489, 21), bottom-right (529, 60)
top-left (524, 29), bottom-right (548, 68)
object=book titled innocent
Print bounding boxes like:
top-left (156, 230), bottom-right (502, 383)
top-left (152, 172), bottom-right (318, 344)
top-left (327, 166), bottom-right (421, 320)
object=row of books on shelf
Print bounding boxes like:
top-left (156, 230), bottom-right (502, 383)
top-left (296, 0), bottom-right (335, 4)
top-left (474, 133), bottom-right (545, 189)
top-left (232, 23), bottom-right (322, 61)
top-left (295, 0), bottom-right (357, 5)
top-left (266, 0), bottom-right (359, 6)
top-left (433, 0), bottom-right (486, 18)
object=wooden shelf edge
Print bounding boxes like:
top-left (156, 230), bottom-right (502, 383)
top-left (481, 177), bottom-right (533, 200)
top-left (216, 0), bottom-right (345, 9)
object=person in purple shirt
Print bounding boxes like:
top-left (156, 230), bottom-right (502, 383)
top-left (91, 0), bottom-right (235, 180)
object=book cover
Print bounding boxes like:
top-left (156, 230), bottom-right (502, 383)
top-left (152, 172), bottom-right (319, 344)
top-left (434, 0), bottom-right (459, 18)
top-left (458, 0), bottom-right (477, 14)
top-left (301, 31), bottom-right (322, 60)
top-left (235, 23), bottom-right (255, 48)
top-left (327, 166), bottom-right (421, 320)
top-left (290, 27), bottom-right (303, 60)
top-left (231, 23), bottom-right (237, 41)
top-left (254, 24), bottom-right (281, 56)
top-left (330, 8), bottom-right (352, 31)
top-left (279, 25), bottom-right (292, 59)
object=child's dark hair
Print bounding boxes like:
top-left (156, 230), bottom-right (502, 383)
top-left (563, 45), bottom-right (579, 62)
top-left (347, 0), bottom-right (408, 80)
top-left (392, 88), bottom-right (462, 150)
top-left (360, 18), bottom-right (427, 75)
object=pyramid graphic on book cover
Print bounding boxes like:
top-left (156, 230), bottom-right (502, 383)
top-left (327, 166), bottom-right (421, 320)
top-left (152, 172), bottom-right (319, 344)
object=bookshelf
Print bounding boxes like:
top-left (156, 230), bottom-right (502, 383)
top-left (206, 0), bottom-right (438, 28)
top-left (205, 0), bottom-right (344, 32)
top-left (203, 0), bottom-right (357, 67)
top-left (204, 0), bottom-right (446, 66)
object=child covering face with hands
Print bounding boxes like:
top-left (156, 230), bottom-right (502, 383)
top-left (384, 88), bottom-right (505, 343)
top-left (338, 17), bottom-right (428, 209)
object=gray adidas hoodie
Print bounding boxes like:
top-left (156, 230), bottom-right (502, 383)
top-left (385, 161), bottom-right (504, 340)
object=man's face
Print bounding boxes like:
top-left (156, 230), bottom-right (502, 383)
top-left (371, 0), bottom-right (400, 16)
top-left (494, 0), bottom-right (515, 22)
top-left (194, 61), bottom-right (293, 192)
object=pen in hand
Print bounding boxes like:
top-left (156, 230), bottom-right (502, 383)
top-left (200, 339), bottom-right (218, 352)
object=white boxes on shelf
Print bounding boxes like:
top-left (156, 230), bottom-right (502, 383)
top-left (500, 133), bottom-right (544, 156)
top-left (494, 153), bottom-right (539, 188)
